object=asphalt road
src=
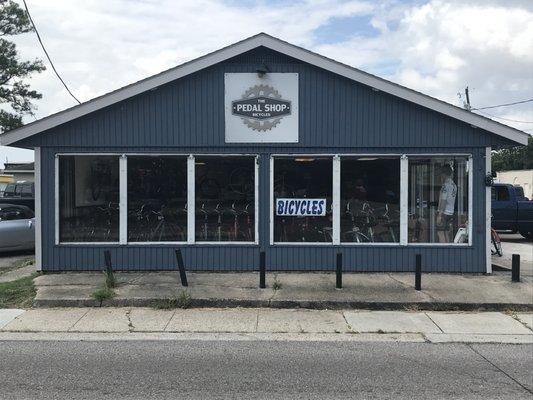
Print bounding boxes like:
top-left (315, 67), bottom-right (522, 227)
top-left (1, 340), bottom-right (532, 399)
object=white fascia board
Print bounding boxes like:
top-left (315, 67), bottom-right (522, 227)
top-left (1, 33), bottom-right (529, 146)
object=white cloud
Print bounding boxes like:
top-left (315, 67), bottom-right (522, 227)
top-left (1, 0), bottom-right (532, 166)
top-left (316, 0), bottom-right (533, 133)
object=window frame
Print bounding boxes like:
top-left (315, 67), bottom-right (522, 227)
top-left (55, 153), bottom-right (259, 246)
top-left (192, 154), bottom-right (259, 245)
top-left (270, 154), bottom-right (335, 246)
top-left (55, 153), bottom-right (122, 245)
top-left (54, 152), bottom-right (472, 248)
top-left (269, 153), bottom-right (473, 247)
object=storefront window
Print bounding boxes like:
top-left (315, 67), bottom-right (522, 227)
top-left (408, 157), bottom-right (469, 244)
top-left (273, 157), bottom-right (332, 243)
top-left (127, 156), bottom-right (187, 242)
top-left (341, 157), bottom-right (400, 243)
top-left (59, 155), bottom-right (119, 242)
top-left (195, 156), bottom-right (255, 242)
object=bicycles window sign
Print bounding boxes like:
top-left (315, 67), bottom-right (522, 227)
top-left (225, 73), bottom-right (298, 143)
top-left (276, 198), bottom-right (326, 217)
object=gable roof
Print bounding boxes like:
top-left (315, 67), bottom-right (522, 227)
top-left (1, 33), bottom-right (529, 146)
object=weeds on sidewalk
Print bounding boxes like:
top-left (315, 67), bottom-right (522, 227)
top-left (154, 290), bottom-right (192, 309)
top-left (92, 287), bottom-right (115, 306)
top-left (0, 273), bottom-right (37, 308)
top-left (103, 264), bottom-right (116, 289)
top-left (272, 277), bottom-right (282, 291)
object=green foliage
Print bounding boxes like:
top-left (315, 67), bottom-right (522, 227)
top-left (0, 273), bottom-right (37, 308)
top-left (104, 264), bottom-right (116, 289)
top-left (492, 136), bottom-right (533, 172)
top-left (154, 290), bottom-right (192, 309)
top-left (0, 0), bottom-right (45, 133)
top-left (92, 287), bottom-right (114, 306)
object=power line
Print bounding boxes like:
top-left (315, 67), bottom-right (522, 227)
top-left (22, 0), bottom-right (81, 104)
top-left (475, 109), bottom-right (533, 124)
top-left (472, 98), bottom-right (533, 111)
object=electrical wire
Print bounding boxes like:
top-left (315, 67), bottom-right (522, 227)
top-left (22, 0), bottom-right (81, 104)
top-left (471, 98), bottom-right (533, 111)
top-left (475, 110), bottom-right (533, 124)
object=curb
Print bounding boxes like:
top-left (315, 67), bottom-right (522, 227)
top-left (33, 297), bottom-right (533, 311)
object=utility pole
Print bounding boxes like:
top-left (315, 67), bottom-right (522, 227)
top-left (458, 86), bottom-right (472, 111)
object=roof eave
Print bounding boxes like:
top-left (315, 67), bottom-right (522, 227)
top-left (0, 33), bottom-right (529, 147)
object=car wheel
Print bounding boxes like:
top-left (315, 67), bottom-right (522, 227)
top-left (519, 230), bottom-right (532, 241)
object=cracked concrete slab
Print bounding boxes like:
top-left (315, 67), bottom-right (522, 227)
top-left (343, 311), bottom-right (442, 333)
top-left (257, 309), bottom-right (348, 333)
top-left (129, 308), bottom-right (175, 332)
top-left (34, 273), bottom-right (101, 286)
top-left (1, 308), bottom-right (88, 332)
top-left (0, 309), bottom-right (25, 329)
top-left (32, 271), bottom-right (533, 310)
top-left (426, 312), bottom-right (533, 335)
top-left (70, 308), bottom-right (130, 332)
top-left (165, 308), bottom-right (258, 333)
top-left (515, 313), bottom-right (533, 331)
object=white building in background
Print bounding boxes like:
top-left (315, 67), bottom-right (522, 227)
top-left (496, 169), bottom-right (533, 199)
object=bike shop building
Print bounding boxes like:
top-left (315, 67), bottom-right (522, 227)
top-left (1, 34), bottom-right (528, 273)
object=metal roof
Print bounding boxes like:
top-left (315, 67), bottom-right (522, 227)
top-left (0, 33), bottom-right (529, 146)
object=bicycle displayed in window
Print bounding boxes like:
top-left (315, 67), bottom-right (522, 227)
top-left (342, 199), bottom-right (400, 243)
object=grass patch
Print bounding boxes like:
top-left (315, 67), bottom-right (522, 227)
top-left (0, 273), bottom-right (37, 308)
top-left (154, 290), bottom-right (192, 309)
top-left (92, 287), bottom-right (115, 306)
top-left (272, 280), bottom-right (282, 291)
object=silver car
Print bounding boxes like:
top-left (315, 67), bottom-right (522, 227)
top-left (0, 204), bottom-right (35, 252)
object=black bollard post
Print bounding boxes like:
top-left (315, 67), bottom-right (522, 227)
top-left (415, 254), bottom-right (422, 291)
top-left (336, 252), bottom-right (342, 289)
top-left (512, 254), bottom-right (520, 282)
top-left (175, 249), bottom-right (188, 287)
top-left (259, 251), bottom-right (266, 289)
top-left (104, 250), bottom-right (112, 269)
top-left (103, 250), bottom-right (115, 288)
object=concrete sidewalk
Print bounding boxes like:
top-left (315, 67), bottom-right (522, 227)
top-left (1, 308), bottom-right (532, 344)
top-left (33, 271), bottom-right (533, 310)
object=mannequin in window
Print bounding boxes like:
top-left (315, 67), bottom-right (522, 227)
top-left (436, 165), bottom-right (457, 243)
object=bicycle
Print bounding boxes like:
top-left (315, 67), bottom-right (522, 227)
top-left (491, 228), bottom-right (503, 257)
top-left (343, 200), bottom-right (375, 243)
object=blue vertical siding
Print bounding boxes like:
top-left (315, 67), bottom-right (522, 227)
top-left (19, 47), bottom-right (497, 272)
top-left (39, 146), bottom-right (487, 272)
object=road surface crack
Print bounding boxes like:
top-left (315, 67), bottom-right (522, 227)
top-left (466, 344), bottom-right (533, 395)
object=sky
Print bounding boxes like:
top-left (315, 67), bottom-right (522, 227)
top-left (1, 0), bottom-right (532, 167)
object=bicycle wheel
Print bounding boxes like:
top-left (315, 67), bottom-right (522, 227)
top-left (491, 230), bottom-right (503, 257)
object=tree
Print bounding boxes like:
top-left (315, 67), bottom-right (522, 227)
top-left (492, 136), bottom-right (533, 172)
top-left (0, 0), bottom-right (45, 134)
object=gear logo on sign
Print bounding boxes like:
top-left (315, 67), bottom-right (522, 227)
top-left (231, 85), bottom-right (292, 131)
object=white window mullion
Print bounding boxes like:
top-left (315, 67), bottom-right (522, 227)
top-left (54, 154), bottom-right (59, 245)
top-left (468, 155), bottom-right (473, 246)
top-left (119, 155), bottom-right (128, 245)
top-left (400, 155), bottom-right (408, 246)
top-left (269, 156), bottom-right (274, 245)
top-left (255, 156), bottom-right (259, 244)
top-left (332, 155), bottom-right (341, 245)
top-left (485, 148), bottom-right (492, 273)
top-left (187, 155), bottom-right (195, 244)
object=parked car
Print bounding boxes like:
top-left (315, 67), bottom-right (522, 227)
top-left (0, 182), bottom-right (35, 210)
top-left (2, 182), bottom-right (34, 198)
top-left (0, 204), bottom-right (35, 252)
top-left (492, 183), bottom-right (533, 239)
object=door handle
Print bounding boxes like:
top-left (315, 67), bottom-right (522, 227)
top-left (28, 220), bottom-right (33, 228)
